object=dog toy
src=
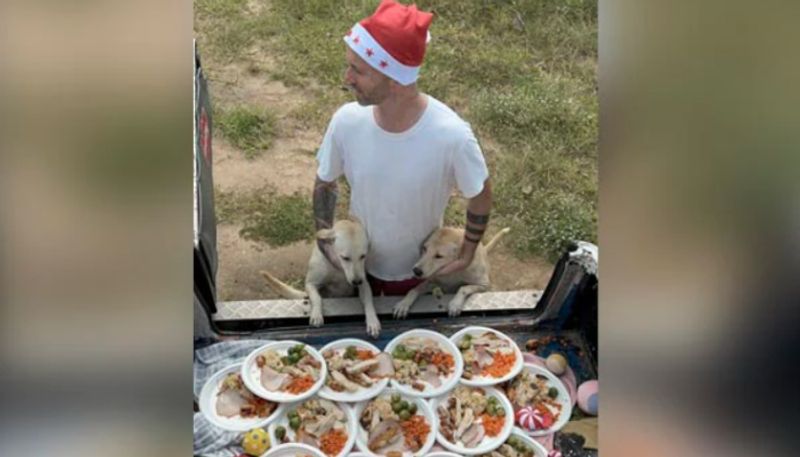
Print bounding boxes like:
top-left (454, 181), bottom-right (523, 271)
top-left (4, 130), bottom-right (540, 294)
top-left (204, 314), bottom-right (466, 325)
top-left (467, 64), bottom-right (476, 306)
top-left (577, 380), bottom-right (598, 416)
top-left (545, 353), bottom-right (568, 376)
top-left (241, 427), bottom-right (270, 456)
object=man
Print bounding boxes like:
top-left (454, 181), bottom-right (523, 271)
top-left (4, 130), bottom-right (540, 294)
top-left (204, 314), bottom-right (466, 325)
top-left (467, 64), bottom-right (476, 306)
top-left (313, 0), bottom-right (492, 302)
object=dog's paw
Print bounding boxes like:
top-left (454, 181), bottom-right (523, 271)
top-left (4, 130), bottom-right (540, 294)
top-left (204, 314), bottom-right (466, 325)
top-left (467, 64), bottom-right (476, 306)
top-left (366, 316), bottom-right (381, 338)
top-left (392, 300), bottom-right (413, 319)
top-left (447, 298), bottom-right (464, 317)
top-left (309, 310), bottom-right (324, 327)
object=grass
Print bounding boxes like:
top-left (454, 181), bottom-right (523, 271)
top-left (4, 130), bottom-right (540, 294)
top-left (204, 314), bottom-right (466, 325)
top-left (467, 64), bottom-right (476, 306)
top-left (216, 187), bottom-right (315, 246)
top-left (215, 106), bottom-right (277, 159)
top-left (216, 182), bottom-right (352, 245)
top-left (196, 0), bottom-right (597, 261)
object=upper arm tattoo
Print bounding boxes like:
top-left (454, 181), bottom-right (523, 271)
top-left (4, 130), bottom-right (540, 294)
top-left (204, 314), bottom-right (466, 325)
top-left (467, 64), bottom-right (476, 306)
top-left (313, 177), bottom-right (338, 230)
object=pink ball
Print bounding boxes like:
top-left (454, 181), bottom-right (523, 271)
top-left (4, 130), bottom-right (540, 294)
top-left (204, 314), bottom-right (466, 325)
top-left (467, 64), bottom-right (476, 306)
top-left (577, 380), bottom-right (598, 415)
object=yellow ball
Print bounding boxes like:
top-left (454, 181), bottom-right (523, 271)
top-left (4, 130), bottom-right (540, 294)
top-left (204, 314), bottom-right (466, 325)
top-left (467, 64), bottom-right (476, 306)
top-left (242, 427), bottom-right (270, 456)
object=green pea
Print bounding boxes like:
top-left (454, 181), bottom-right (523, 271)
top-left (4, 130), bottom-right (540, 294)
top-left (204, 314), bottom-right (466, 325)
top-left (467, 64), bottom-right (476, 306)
top-left (275, 426), bottom-right (286, 440)
top-left (408, 403), bottom-right (417, 415)
top-left (548, 387), bottom-right (559, 399)
top-left (392, 402), bottom-right (404, 414)
top-left (391, 394), bottom-right (401, 403)
top-left (399, 410), bottom-right (411, 421)
top-left (497, 407), bottom-right (506, 417)
top-left (289, 416), bottom-right (301, 430)
top-left (400, 400), bottom-right (409, 410)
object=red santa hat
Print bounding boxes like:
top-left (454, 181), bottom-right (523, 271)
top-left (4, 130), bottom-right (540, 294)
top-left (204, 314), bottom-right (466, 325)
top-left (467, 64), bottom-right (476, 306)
top-left (343, 0), bottom-right (434, 86)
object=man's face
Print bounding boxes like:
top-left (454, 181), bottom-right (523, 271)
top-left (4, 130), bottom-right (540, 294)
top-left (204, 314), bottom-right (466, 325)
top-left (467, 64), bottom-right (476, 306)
top-left (344, 48), bottom-right (392, 106)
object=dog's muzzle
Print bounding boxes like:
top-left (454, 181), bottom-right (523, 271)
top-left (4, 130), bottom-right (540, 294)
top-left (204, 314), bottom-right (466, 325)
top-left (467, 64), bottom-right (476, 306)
top-left (412, 267), bottom-right (424, 278)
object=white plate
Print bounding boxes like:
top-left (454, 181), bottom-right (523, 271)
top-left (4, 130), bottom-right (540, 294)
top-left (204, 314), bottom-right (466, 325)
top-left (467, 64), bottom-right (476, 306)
top-left (262, 442), bottom-right (327, 457)
top-left (242, 341), bottom-right (328, 403)
top-left (198, 363), bottom-right (285, 432)
top-left (503, 427), bottom-right (550, 456)
top-left (450, 326), bottom-right (524, 386)
top-left (352, 387), bottom-right (437, 457)
top-left (318, 339), bottom-right (390, 403)
top-left (431, 385), bottom-right (514, 455)
top-left (508, 363), bottom-right (572, 437)
top-left (384, 330), bottom-right (463, 398)
top-left (268, 397), bottom-right (357, 457)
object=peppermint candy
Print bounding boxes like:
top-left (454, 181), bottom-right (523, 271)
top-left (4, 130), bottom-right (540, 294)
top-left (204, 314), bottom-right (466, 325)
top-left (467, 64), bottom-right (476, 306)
top-left (515, 406), bottom-right (542, 431)
top-left (515, 405), bottom-right (555, 431)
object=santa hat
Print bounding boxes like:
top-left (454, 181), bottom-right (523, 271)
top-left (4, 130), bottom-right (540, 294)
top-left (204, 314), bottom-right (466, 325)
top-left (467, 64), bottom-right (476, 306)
top-left (343, 0), bottom-right (434, 86)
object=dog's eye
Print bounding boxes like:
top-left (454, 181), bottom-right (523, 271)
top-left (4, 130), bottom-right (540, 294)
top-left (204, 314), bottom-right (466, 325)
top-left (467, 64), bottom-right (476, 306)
top-left (435, 254), bottom-right (443, 259)
top-left (341, 256), bottom-right (351, 262)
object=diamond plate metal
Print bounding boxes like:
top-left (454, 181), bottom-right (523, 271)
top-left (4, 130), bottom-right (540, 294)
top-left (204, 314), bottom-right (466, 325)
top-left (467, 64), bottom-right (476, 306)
top-left (214, 289), bottom-right (541, 321)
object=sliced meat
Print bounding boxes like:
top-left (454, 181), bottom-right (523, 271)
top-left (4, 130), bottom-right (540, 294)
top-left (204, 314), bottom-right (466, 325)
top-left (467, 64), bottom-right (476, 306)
top-left (461, 423), bottom-right (485, 448)
top-left (215, 389), bottom-right (247, 417)
top-left (306, 413), bottom-right (337, 437)
top-left (369, 352), bottom-right (395, 378)
top-left (331, 370), bottom-right (361, 392)
top-left (475, 346), bottom-right (495, 368)
top-left (318, 399), bottom-right (345, 421)
top-left (420, 364), bottom-right (441, 388)
top-left (367, 419), bottom-right (402, 452)
top-left (455, 407), bottom-right (474, 440)
top-left (296, 428), bottom-right (318, 447)
top-left (260, 365), bottom-right (290, 392)
top-left (346, 358), bottom-right (379, 374)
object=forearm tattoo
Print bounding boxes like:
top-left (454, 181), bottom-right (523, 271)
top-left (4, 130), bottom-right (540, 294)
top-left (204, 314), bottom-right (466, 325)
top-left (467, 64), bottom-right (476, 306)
top-left (464, 210), bottom-right (490, 244)
top-left (466, 210), bottom-right (490, 225)
top-left (313, 178), bottom-right (338, 230)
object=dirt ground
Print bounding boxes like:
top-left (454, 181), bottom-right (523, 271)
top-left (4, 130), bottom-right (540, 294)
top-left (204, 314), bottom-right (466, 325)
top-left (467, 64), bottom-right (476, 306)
top-left (209, 57), bottom-right (554, 302)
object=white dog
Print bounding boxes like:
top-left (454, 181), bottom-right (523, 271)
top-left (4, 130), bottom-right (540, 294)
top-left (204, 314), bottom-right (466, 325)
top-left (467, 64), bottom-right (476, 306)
top-left (261, 218), bottom-right (381, 337)
top-left (393, 227), bottom-right (510, 318)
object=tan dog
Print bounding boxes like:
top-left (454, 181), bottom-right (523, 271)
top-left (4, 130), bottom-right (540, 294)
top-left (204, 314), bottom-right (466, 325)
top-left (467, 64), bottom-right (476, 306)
top-left (392, 227), bottom-right (510, 318)
top-left (261, 218), bottom-right (381, 337)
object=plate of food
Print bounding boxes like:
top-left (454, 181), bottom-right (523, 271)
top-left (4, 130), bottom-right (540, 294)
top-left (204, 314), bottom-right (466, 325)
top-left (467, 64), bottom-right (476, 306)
top-left (431, 385), bottom-right (514, 455)
top-left (268, 397), bottom-right (357, 457)
top-left (353, 388), bottom-right (437, 457)
top-left (450, 327), bottom-right (523, 386)
top-left (198, 363), bottom-right (284, 431)
top-left (242, 341), bottom-right (327, 403)
top-left (505, 363), bottom-right (572, 436)
top-left (423, 453), bottom-right (461, 457)
top-left (319, 339), bottom-right (394, 403)
top-left (262, 442), bottom-right (327, 457)
top-left (475, 427), bottom-right (548, 457)
top-left (384, 330), bottom-right (463, 398)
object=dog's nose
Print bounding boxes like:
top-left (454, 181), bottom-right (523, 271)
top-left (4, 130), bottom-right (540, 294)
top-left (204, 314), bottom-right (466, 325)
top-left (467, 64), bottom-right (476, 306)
top-left (412, 267), bottom-right (423, 277)
top-left (352, 278), bottom-right (363, 286)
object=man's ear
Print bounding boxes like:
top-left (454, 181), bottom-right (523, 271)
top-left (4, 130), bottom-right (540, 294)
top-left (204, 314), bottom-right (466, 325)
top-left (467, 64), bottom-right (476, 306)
top-left (316, 228), bottom-right (336, 242)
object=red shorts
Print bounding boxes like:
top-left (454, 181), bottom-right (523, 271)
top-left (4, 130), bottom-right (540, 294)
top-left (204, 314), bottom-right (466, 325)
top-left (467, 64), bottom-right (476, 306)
top-left (368, 274), bottom-right (425, 296)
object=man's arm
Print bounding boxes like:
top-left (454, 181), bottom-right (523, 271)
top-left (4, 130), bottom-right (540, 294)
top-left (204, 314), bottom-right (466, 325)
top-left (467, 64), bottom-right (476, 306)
top-left (313, 176), bottom-right (338, 230)
top-left (436, 178), bottom-right (492, 276)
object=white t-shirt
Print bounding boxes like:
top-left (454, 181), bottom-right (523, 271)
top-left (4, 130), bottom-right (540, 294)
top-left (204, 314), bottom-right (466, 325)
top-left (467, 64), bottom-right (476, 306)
top-left (316, 95), bottom-right (489, 280)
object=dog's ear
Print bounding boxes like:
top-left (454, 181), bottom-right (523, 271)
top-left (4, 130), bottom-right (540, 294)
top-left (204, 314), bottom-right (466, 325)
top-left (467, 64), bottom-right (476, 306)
top-left (316, 228), bottom-right (336, 242)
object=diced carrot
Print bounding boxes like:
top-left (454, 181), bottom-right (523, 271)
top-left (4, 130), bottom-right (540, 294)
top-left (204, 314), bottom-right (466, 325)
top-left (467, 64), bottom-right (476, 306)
top-left (285, 375), bottom-right (315, 394)
top-left (482, 352), bottom-right (516, 378)
top-left (481, 413), bottom-right (505, 437)
top-left (320, 429), bottom-right (348, 456)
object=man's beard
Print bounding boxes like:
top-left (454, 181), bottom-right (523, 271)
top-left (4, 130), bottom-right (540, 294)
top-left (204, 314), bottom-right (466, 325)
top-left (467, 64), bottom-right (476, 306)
top-left (347, 84), bottom-right (386, 106)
